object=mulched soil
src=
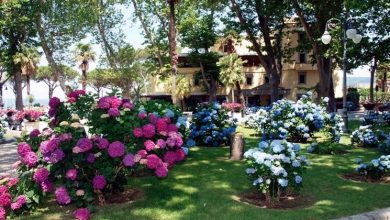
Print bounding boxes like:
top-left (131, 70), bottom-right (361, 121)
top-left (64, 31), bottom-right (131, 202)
top-left (341, 173), bottom-right (390, 184)
top-left (234, 190), bottom-right (315, 209)
top-left (103, 188), bottom-right (144, 205)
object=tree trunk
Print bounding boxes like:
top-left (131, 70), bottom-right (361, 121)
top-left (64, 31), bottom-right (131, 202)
top-left (82, 69), bottom-right (87, 91)
top-left (235, 81), bottom-right (246, 108)
top-left (48, 87), bottom-right (54, 100)
top-left (26, 75), bottom-right (31, 96)
top-left (230, 132), bottom-right (244, 160)
top-left (209, 78), bottom-right (217, 103)
top-left (14, 70), bottom-right (23, 110)
top-left (369, 58), bottom-right (377, 103)
top-left (384, 70), bottom-right (388, 92)
top-left (168, 0), bottom-right (178, 105)
top-left (0, 83), bottom-right (3, 107)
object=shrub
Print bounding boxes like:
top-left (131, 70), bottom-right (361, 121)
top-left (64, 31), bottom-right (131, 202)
top-left (378, 133), bottom-right (390, 154)
top-left (347, 88), bottom-right (360, 111)
top-left (360, 112), bottom-right (379, 126)
top-left (222, 102), bottom-right (243, 112)
top-left (242, 108), bottom-right (268, 133)
top-left (351, 125), bottom-right (379, 148)
top-left (245, 92), bottom-right (336, 142)
top-left (307, 141), bottom-right (347, 154)
top-left (244, 139), bottom-right (309, 202)
top-left (356, 155), bottom-right (390, 180)
top-left (189, 102), bottom-right (236, 147)
top-left (383, 112), bottom-right (390, 125)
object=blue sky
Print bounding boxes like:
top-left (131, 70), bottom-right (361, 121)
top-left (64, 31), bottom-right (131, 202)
top-left (1, 5), bottom-right (372, 105)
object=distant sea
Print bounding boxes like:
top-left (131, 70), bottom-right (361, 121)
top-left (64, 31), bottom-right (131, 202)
top-left (2, 98), bottom-right (49, 109)
top-left (347, 76), bottom-right (371, 88)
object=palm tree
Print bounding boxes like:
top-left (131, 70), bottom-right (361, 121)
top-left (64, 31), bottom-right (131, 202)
top-left (13, 46), bottom-right (40, 96)
top-left (74, 43), bottom-right (96, 91)
top-left (167, 74), bottom-right (191, 110)
top-left (217, 54), bottom-right (246, 104)
top-left (167, 0), bottom-right (180, 105)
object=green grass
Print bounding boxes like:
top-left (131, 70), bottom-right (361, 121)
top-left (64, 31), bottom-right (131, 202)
top-left (21, 124), bottom-right (390, 220)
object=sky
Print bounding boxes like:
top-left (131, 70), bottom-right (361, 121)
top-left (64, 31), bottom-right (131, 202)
top-left (1, 5), bottom-right (372, 106)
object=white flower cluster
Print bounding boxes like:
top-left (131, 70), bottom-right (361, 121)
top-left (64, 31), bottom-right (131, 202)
top-left (244, 140), bottom-right (309, 195)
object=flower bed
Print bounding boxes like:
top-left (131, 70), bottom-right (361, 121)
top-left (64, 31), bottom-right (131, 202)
top-left (360, 112), bottom-right (379, 126)
top-left (243, 93), bottom-right (340, 142)
top-left (355, 155), bottom-right (390, 180)
top-left (383, 112), bottom-right (390, 125)
top-left (189, 102), bottom-right (236, 147)
top-left (0, 92), bottom-right (191, 219)
top-left (222, 102), bottom-right (243, 112)
top-left (351, 125), bottom-right (379, 148)
top-left (244, 139), bottom-right (309, 203)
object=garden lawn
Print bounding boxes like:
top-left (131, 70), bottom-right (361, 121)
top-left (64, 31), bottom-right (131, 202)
top-left (22, 124), bottom-right (390, 220)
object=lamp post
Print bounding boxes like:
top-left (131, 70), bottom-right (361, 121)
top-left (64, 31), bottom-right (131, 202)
top-left (321, 6), bottom-right (362, 133)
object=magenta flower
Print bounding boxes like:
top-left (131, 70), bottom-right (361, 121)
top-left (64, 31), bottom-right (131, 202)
top-left (39, 138), bottom-right (60, 154)
top-left (49, 97), bottom-right (61, 108)
top-left (11, 195), bottom-right (26, 211)
top-left (156, 119), bottom-right (168, 134)
top-left (168, 124), bottom-right (178, 132)
top-left (0, 192), bottom-right (11, 207)
top-left (74, 208), bottom-right (90, 220)
top-left (0, 207), bottom-right (6, 220)
top-left (122, 102), bottom-right (134, 109)
top-left (156, 139), bottom-right (166, 149)
top-left (149, 114), bottom-right (158, 124)
top-left (58, 133), bottom-right (72, 142)
top-left (17, 142), bottom-right (31, 157)
top-left (176, 149), bottom-right (186, 162)
top-left (137, 150), bottom-right (148, 158)
top-left (50, 149), bottom-right (65, 164)
top-left (6, 178), bottom-right (18, 188)
top-left (22, 151), bottom-right (38, 167)
top-left (76, 138), bottom-right (93, 153)
top-left (29, 129), bottom-right (41, 138)
top-left (108, 108), bottom-right (120, 117)
top-left (86, 153), bottom-right (96, 163)
top-left (33, 167), bottom-right (50, 183)
top-left (95, 137), bottom-right (109, 149)
top-left (133, 128), bottom-right (143, 138)
top-left (144, 140), bottom-right (155, 151)
top-left (97, 100), bottom-right (110, 109)
top-left (40, 180), bottom-right (53, 192)
top-left (155, 164), bottom-right (168, 178)
top-left (146, 154), bottom-right (162, 169)
top-left (123, 153), bottom-right (135, 167)
top-left (66, 169), bottom-right (77, 181)
top-left (163, 151), bottom-right (177, 165)
top-left (55, 186), bottom-right (71, 205)
top-left (142, 124), bottom-right (156, 138)
top-left (138, 112), bottom-right (147, 119)
top-left (92, 175), bottom-right (107, 190)
top-left (108, 141), bottom-right (125, 158)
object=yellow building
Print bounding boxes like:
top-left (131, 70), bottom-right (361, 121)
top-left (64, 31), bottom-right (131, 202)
top-left (144, 23), bottom-right (343, 108)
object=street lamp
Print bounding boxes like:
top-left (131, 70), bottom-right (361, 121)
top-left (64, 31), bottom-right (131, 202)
top-left (321, 6), bottom-right (362, 133)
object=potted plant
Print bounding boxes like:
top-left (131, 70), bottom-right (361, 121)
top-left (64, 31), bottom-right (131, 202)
top-left (362, 101), bottom-right (376, 110)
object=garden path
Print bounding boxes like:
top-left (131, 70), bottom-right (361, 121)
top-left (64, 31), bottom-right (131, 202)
top-left (0, 142), bottom-right (18, 177)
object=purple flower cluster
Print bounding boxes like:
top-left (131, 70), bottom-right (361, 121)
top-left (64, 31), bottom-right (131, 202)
top-left (74, 208), bottom-right (90, 220)
top-left (55, 186), bottom-right (71, 205)
top-left (66, 169), bottom-right (77, 181)
top-left (33, 167), bottom-right (50, 184)
top-left (95, 137), bottom-right (109, 149)
top-left (108, 141), bottom-right (125, 158)
top-left (10, 195), bottom-right (26, 211)
top-left (17, 142), bottom-right (31, 157)
top-left (74, 138), bottom-right (93, 153)
top-left (92, 175), bottom-right (107, 190)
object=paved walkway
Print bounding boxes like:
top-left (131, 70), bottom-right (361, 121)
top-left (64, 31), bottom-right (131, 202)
top-left (337, 207), bottom-right (390, 220)
top-left (0, 141), bottom-right (18, 177)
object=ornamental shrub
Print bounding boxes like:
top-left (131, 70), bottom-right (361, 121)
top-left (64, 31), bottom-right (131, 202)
top-left (244, 92), bottom-right (338, 142)
top-left (378, 133), bottom-right (390, 154)
top-left (383, 112), bottom-right (390, 125)
top-left (244, 139), bottom-right (309, 202)
top-left (189, 102), bottom-right (236, 147)
top-left (351, 125), bottom-right (379, 148)
top-left (356, 155), bottom-right (390, 180)
top-left (243, 108), bottom-right (268, 133)
top-left (360, 112), bottom-right (379, 126)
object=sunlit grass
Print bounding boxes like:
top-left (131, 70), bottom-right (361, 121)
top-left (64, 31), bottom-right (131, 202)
top-left (20, 123), bottom-right (390, 220)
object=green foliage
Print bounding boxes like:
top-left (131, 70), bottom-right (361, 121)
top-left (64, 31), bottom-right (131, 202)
top-left (217, 54), bottom-right (246, 87)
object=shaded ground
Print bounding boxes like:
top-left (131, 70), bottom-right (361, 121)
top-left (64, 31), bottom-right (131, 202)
top-left (0, 142), bottom-right (18, 176)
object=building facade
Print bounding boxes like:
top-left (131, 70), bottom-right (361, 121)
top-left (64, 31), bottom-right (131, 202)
top-left (144, 23), bottom-right (343, 109)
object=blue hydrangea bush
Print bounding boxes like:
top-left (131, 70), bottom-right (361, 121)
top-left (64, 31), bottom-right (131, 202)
top-left (244, 140), bottom-right (309, 202)
top-left (356, 155), bottom-right (390, 180)
top-left (351, 125), bottom-right (379, 148)
top-left (378, 133), bottom-right (390, 154)
top-left (360, 112), bottom-right (379, 126)
top-left (243, 108), bottom-right (268, 133)
top-left (189, 103), bottom-right (236, 147)
top-left (383, 112), bottom-right (390, 125)
top-left (244, 93), bottom-right (340, 142)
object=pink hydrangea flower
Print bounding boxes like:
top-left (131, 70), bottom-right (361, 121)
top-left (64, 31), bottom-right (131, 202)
top-left (86, 153), bottom-right (95, 163)
top-left (176, 149), bottom-right (186, 162)
top-left (138, 111), bottom-right (147, 119)
top-left (137, 150), bottom-right (148, 158)
top-left (163, 151), bottom-right (177, 165)
top-left (10, 195), bottom-right (26, 211)
top-left (144, 140), bottom-right (155, 151)
top-left (149, 114), bottom-right (158, 124)
top-left (108, 141), bottom-right (125, 158)
top-left (0, 206), bottom-right (6, 220)
top-left (49, 97), bottom-right (61, 108)
top-left (33, 167), bottom-right (50, 184)
top-left (155, 164), bottom-right (168, 178)
top-left (142, 124), bottom-right (156, 138)
top-left (146, 154), bottom-right (162, 169)
top-left (55, 186), bottom-right (71, 205)
top-left (156, 139), bottom-right (166, 149)
top-left (108, 108), bottom-right (120, 117)
top-left (29, 129), bottom-right (41, 138)
top-left (75, 138), bottom-right (93, 153)
top-left (95, 137), bottom-right (109, 149)
top-left (40, 180), bottom-right (53, 192)
top-left (39, 138), bottom-right (60, 154)
top-left (122, 102), bottom-right (134, 109)
top-left (0, 191), bottom-right (11, 207)
top-left (123, 154), bottom-right (135, 167)
top-left (66, 169), bottom-right (77, 181)
top-left (58, 133), bottom-right (72, 142)
top-left (92, 175), bottom-right (107, 190)
top-left (17, 142), bottom-right (31, 157)
top-left (133, 128), bottom-right (143, 138)
top-left (22, 152), bottom-right (38, 167)
top-left (74, 208), bottom-right (90, 220)
top-left (156, 119), bottom-right (168, 134)
top-left (168, 124), bottom-right (178, 132)
top-left (50, 149), bottom-right (65, 164)
top-left (6, 178), bottom-right (18, 188)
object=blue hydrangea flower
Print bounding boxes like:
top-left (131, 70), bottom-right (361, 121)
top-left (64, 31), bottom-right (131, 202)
top-left (295, 175), bottom-right (302, 184)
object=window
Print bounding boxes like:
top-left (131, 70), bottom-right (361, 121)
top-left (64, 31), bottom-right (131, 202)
top-left (299, 52), bottom-right (306, 63)
top-left (264, 76), bottom-right (269, 84)
top-left (223, 44), bottom-right (229, 53)
top-left (298, 72), bottom-right (306, 84)
top-left (298, 33), bottom-right (306, 43)
top-left (246, 74), bottom-right (253, 85)
top-left (194, 77), bottom-right (200, 86)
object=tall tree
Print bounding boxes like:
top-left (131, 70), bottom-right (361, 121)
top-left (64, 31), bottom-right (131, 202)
top-left (87, 68), bottom-right (112, 96)
top-left (0, 0), bottom-right (36, 110)
top-left (13, 45), bottom-right (41, 96)
top-left (167, 0), bottom-right (179, 105)
top-left (229, 0), bottom-right (292, 103)
top-left (217, 54), bottom-right (246, 105)
top-left (74, 43), bottom-right (96, 90)
top-left (34, 65), bottom-right (78, 99)
top-left (292, 0), bottom-right (343, 110)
